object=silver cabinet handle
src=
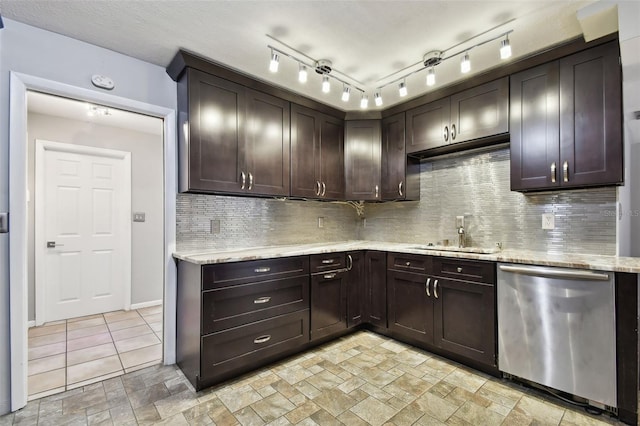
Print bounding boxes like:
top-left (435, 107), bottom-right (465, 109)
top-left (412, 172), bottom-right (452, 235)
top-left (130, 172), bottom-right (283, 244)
top-left (457, 267), bottom-right (463, 273)
top-left (551, 162), bottom-right (556, 183)
top-left (347, 254), bottom-right (353, 271)
top-left (405, 261), bottom-right (411, 266)
top-left (434, 279), bottom-right (439, 299)
top-left (241, 171), bottom-right (246, 190)
top-left (426, 278), bottom-right (431, 297)
top-left (46, 241), bottom-right (64, 248)
top-left (398, 181), bottom-right (404, 197)
top-left (321, 259), bottom-right (334, 264)
top-left (248, 172), bottom-right (254, 190)
top-left (451, 124), bottom-right (457, 140)
top-left (323, 273), bottom-right (337, 279)
top-left (315, 181), bottom-right (321, 196)
top-left (254, 267), bottom-right (271, 273)
top-left (254, 335), bottom-right (271, 344)
top-left (563, 161), bottom-right (569, 182)
top-left (444, 126), bottom-right (449, 142)
top-left (321, 182), bottom-right (326, 197)
top-left (375, 185), bottom-right (379, 198)
top-left (254, 296), bottom-right (271, 304)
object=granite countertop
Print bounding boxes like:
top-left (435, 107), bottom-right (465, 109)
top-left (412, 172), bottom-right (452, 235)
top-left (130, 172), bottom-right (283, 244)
top-left (173, 240), bottom-right (640, 273)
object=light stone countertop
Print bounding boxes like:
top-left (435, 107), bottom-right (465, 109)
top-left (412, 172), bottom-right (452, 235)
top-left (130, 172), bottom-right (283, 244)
top-left (173, 240), bottom-right (640, 273)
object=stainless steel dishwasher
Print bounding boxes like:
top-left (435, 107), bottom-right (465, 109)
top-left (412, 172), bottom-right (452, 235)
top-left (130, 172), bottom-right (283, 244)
top-left (497, 263), bottom-right (616, 409)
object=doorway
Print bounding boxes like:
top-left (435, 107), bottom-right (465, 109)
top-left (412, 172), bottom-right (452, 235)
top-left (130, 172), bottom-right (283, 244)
top-left (9, 72), bottom-right (177, 411)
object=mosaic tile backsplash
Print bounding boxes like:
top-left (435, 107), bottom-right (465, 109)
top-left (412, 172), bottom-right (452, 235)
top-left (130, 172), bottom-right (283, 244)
top-left (177, 147), bottom-right (617, 255)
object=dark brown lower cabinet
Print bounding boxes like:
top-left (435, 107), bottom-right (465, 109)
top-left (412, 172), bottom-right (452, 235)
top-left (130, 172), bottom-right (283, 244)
top-left (387, 270), bottom-right (432, 343)
top-left (346, 252), bottom-right (365, 328)
top-left (310, 269), bottom-right (347, 341)
top-left (364, 251), bottom-right (387, 328)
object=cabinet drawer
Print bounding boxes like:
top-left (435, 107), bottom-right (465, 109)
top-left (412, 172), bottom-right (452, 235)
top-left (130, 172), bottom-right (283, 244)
top-left (202, 275), bottom-right (309, 334)
top-left (432, 258), bottom-right (495, 284)
top-left (310, 253), bottom-right (346, 273)
top-left (387, 252), bottom-right (431, 274)
top-left (202, 256), bottom-right (309, 290)
top-left (201, 310), bottom-right (309, 378)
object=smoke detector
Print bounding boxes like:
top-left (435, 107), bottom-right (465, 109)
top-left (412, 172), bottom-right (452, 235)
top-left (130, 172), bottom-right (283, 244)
top-left (315, 59), bottom-right (333, 75)
top-left (423, 51), bottom-right (444, 68)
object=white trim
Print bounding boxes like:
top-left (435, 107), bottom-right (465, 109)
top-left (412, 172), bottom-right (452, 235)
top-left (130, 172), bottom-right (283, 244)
top-left (34, 140), bottom-right (132, 325)
top-left (27, 321), bottom-right (35, 329)
top-left (9, 72), bottom-right (177, 412)
top-left (130, 300), bottom-right (163, 310)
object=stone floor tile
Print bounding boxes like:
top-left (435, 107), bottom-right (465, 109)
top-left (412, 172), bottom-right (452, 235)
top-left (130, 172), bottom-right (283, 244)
top-left (350, 396), bottom-right (399, 426)
top-left (452, 400), bottom-right (505, 425)
top-left (309, 407), bottom-right (340, 425)
top-left (127, 382), bottom-right (171, 409)
top-left (338, 409), bottom-right (371, 426)
top-left (233, 406), bottom-right (263, 425)
top-left (311, 387), bottom-right (357, 416)
top-left (387, 402), bottom-right (427, 425)
top-left (217, 385), bottom-right (263, 413)
top-left (442, 369), bottom-right (487, 393)
top-left (87, 409), bottom-right (113, 425)
top-left (284, 400), bottom-right (321, 424)
top-left (28, 323), bottom-right (66, 338)
top-left (337, 376), bottom-right (366, 394)
top-left (413, 390), bottom-right (459, 422)
top-left (154, 389), bottom-right (198, 419)
top-left (265, 417), bottom-right (292, 426)
top-left (514, 395), bottom-right (565, 425)
top-left (305, 370), bottom-right (343, 391)
top-left (444, 386), bottom-right (491, 408)
top-left (28, 368), bottom-right (66, 396)
top-left (275, 365), bottom-right (313, 385)
top-left (251, 392), bottom-right (296, 423)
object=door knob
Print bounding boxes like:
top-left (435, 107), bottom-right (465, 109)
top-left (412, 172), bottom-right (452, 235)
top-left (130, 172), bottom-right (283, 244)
top-left (46, 241), bottom-right (64, 248)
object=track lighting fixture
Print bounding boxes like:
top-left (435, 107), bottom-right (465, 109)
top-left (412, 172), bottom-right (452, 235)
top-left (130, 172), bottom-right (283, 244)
top-left (360, 95), bottom-right (369, 109)
top-left (426, 68), bottom-right (436, 86)
top-left (500, 36), bottom-right (512, 59)
top-left (269, 50), bottom-right (279, 73)
top-left (460, 52), bottom-right (471, 74)
top-left (398, 81), bottom-right (407, 97)
top-left (322, 75), bottom-right (331, 93)
top-left (342, 86), bottom-right (351, 102)
top-left (374, 92), bottom-right (383, 107)
top-left (298, 64), bottom-right (308, 83)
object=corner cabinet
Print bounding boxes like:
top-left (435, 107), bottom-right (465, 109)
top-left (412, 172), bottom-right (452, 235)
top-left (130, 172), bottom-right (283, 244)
top-left (406, 77), bottom-right (509, 154)
top-left (381, 112), bottom-right (420, 201)
top-left (344, 120), bottom-right (381, 201)
top-left (291, 104), bottom-right (344, 200)
top-left (510, 41), bottom-right (622, 191)
top-left (177, 68), bottom-right (290, 196)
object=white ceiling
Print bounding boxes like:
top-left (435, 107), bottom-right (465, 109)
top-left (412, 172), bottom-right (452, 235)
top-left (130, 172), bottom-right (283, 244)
top-left (1, 0), bottom-right (597, 111)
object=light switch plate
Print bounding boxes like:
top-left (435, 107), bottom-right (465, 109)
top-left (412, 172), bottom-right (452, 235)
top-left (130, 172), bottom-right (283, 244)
top-left (318, 217), bottom-right (325, 228)
top-left (542, 213), bottom-right (555, 230)
top-left (0, 212), bottom-right (8, 233)
top-left (210, 219), bottom-right (220, 234)
top-left (133, 212), bottom-right (146, 222)
top-left (456, 215), bottom-right (464, 228)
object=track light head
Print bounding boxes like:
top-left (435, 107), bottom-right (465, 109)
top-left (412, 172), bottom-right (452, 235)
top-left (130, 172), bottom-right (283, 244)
top-left (360, 94), bottom-right (369, 109)
top-left (460, 52), bottom-right (471, 74)
top-left (298, 64), bottom-right (308, 83)
top-left (322, 75), bottom-right (330, 93)
top-left (342, 86), bottom-right (351, 102)
top-left (269, 51), bottom-right (279, 73)
top-left (500, 38), bottom-right (512, 59)
top-left (374, 92), bottom-right (383, 107)
top-left (399, 81), bottom-right (407, 97)
top-left (426, 68), bottom-right (436, 86)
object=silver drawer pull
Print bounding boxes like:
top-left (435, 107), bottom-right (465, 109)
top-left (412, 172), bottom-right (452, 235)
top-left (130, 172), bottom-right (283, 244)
top-left (254, 267), bottom-right (271, 273)
top-left (321, 259), bottom-right (335, 264)
top-left (405, 261), bottom-right (411, 266)
top-left (434, 279), bottom-right (439, 299)
top-left (254, 296), bottom-right (271, 304)
top-left (426, 278), bottom-right (431, 297)
top-left (324, 273), bottom-right (337, 279)
top-left (253, 335), bottom-right (271, 344)
top-left (457, 267), bottom-right (463, 273)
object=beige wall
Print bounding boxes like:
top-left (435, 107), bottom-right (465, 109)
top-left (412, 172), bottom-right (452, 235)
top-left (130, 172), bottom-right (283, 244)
top-left (27, 112), bottom-right (164, 321)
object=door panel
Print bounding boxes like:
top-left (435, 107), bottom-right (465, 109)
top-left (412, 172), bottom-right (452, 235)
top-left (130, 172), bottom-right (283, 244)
top-left (406, 98), bottom-right (450, 153)
top-left (320, 116), bottom-right (345, 199)
top-left (311, 271), bottom-right (347, 340)
top-left (387, 270), bottom-right (432, 343)
top-left (291, 105), bottom-right (320, 198)
top-left (344, 121), bottom-right (381, 200)
top-left (365, 251), bottom-right (387, 328)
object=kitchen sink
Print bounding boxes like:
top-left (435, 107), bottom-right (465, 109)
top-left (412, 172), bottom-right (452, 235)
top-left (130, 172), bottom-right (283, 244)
top-left (408, 245), bottom-right (501, 254)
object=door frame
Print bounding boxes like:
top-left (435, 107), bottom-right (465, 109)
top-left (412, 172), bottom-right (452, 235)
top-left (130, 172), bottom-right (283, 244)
top-left (34, 140), bottom-right (132, 325)
top-left (9, 71), bottom-right (177, 411)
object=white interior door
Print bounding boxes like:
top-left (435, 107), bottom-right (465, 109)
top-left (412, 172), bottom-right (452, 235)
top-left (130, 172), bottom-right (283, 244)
top-left (35, 140), bottom-right (131, 324)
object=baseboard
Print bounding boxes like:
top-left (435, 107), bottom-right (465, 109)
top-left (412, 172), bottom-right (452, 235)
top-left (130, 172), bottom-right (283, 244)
top-left (27, 320), bottom-right (35, 328)
top-left (130, 300), bottom-right (163, 310)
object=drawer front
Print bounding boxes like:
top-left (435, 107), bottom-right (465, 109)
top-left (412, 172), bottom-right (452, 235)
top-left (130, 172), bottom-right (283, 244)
top-left (432, 258), bottom-right (495, 284)
top-left (202, 275), bottom-right (309, 334)
top-left (310, 253), bottom-right (346, 273)
top-left (387, 252), bottom-right (431, 274)
top-left (202, 256), bottom-right (309, 290)
top-left (201, 310), bottom-right (309, 378)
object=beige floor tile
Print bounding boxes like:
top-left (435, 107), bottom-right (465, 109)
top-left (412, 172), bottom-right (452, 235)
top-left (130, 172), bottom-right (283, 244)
top-left (250, 392), bottom-right (295, 423)
top-left (149, 321), bottom-right (163, 333)
top-left (104, 310), bottom-right (141, 323)
top-left (66, 323), bottom-right (109, 341)
top-left (28, 331), bottom-right (66, 348)
top-left (28, 353), bottom-right (66, 376)
top-left (110, 324), bottom-right (154, 341)
top-left (107, 316), bottom-right (147, 331)
top-left (137, 305), bottom-right (163, 316)
top-left (114, 332), bottom-right (161, 353)
top-left (67, 354), bottom-right (123, 385)
top-left (67, 332), bottom-right (113, 353)
top-left (119, 343), bottom-right (162, 369)
top-left (67, 342), bottom-right (117, 366)
top-left (28, 386), bottom-right (67, 401)
top-left (514, 395), bottom-right (565, 425)
top-left (28, 323), bottom-right (66, 338)
top-left (125, 359), bottom-right (163, 374)
top-left (453, 400), bottom-right (505, 425)
top-left (67, 313), bottom-right (103, 323)
top-left (142, 312), bottom-right (162, 324)
top-left (66, 317), bottom-right (105, 331)
top-left (311, 388), bottom-right (357, 417)
top-left (28, 368), bottom-right (66, 396)
top-left (42, 319), bottom-right (67, 327)
top-left (350, 396), bottom-right (399, 426)
top-left (28, 341), bottom-right (66, 360)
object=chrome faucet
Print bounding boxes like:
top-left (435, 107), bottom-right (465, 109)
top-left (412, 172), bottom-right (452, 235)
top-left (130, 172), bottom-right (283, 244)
top-left (458, 226), bottom-right (466, 248)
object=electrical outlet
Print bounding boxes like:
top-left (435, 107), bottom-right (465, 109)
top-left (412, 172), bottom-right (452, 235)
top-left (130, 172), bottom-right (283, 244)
top-left (542, 213), bottom-right (555, 230)
top-left (456, 215), bottom-right (464, 228)
top-left (362, 218), bottom-right (367, 228)
top-left (210, 219), bottom-right (220, 234)
top-left (318, 217), bottom-right (324, 228)
top-left (133, 212), bottom-right (146, 222)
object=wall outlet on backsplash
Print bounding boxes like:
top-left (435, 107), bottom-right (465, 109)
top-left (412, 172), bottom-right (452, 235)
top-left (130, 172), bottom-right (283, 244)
top-left (542, 213), bottom-right (555, 230)
top-left (210, 219), bottom-right (221, 234)
top-left (318, 217), bottom-right (324, 228)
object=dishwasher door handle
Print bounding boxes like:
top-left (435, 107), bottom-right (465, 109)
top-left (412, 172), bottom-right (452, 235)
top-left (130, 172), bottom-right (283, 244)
top-left (499, 265), bottom-right (610, 281)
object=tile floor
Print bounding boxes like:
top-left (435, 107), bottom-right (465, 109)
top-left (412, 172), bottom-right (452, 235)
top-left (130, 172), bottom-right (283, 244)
top-left (4, 330), bottom-right (626, 425)
top-left (27, 306), bottom-right (163, 400)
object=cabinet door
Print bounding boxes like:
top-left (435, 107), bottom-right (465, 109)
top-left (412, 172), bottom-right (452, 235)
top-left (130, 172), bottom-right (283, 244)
top-left (346, 252), bottom-right (364, 328)
top-left (364, 251), bottom-right (387, 328)
top-left (433, 278), bottom-right (495, 367)
top-left (185, 69), bottom-right (246, 193)
top-left (320, 115), bottom-right (345, 200)
top-left (310, 271), bottom-right (347, 340)
top-left (406, 98), bottom-right (450, 154)
top-left (245, 89), bottom-right (291, 196)
top-left (291, 104), bottom-right (321, 198)
top-left (559, 42), bottom-right (622, 188)
top-left (345, 120), bottom-right (381, 200)
top-left (381, 112), bottom-right (420, 201)
top-left (510, 62), bottom-right (561, 191)
top-left (387, 270), bottom-right (433, 344)
top-left (450, 77), bottom-right (509, 144)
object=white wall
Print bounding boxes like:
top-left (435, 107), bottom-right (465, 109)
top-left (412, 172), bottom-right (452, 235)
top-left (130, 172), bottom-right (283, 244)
top-left (27, 113), bottom-right (164, 319)
top-left (0, 18), bottom-right (176, 414)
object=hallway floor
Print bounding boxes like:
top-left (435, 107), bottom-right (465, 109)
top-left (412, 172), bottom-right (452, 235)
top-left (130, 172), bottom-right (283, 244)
top-left (6, 330), bottom-right (624, 425)
top-left (27, 305), bottom-right (163, 400)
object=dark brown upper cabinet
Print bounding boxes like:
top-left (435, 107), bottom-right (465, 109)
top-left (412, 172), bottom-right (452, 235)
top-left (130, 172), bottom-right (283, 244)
top-left (511, 41), bottom-right (622, 191)
top-left (406, 77), bottom-right (509, 155)
top-left (345, 120), bottom-right (382, 201)
top-left (381, 112), bottom-right (420, 201)
top-left (177, 68), bottom-right (290, 196)
top-left (291, 104), bottom-right (345, 200)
